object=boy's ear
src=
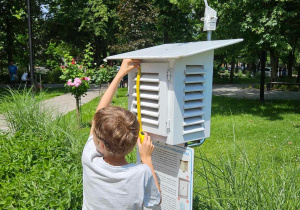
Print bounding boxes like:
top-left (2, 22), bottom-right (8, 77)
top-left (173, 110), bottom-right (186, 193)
top-left (100, 141), bottom-right (105, 149)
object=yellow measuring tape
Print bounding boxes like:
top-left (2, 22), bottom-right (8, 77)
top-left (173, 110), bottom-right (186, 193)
top-left (136, 66), bottom-right (145, 143)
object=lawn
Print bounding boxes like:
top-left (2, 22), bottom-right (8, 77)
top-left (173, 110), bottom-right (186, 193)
top-left (76, 88), bottom-right (300, 208)
top-left (0, 87), bottom-right (299, 209)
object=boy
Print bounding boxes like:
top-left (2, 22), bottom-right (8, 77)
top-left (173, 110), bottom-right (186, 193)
top-left (82, 59), bottom-right (161, 209)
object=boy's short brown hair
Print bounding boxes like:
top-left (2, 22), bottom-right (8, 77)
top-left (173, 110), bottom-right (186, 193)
top-left (93, 106), bottom-right (139, 157)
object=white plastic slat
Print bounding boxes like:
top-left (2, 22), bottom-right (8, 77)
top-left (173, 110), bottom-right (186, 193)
top-left (183, 127), bottom-right (204, 135)
top-left (134, 74), bottom-right (159, 82)
top-left (183, 110), bottom-right (204, 118)
top-left (184, 76), bottom-right (205, 84)
top-left (133, 101), bottom-right (159, 109)
top-left (133, 93), bottom-right (159, 100)
top-left (184, 101), bottom-right (204, 109)
top-left (141, 118), bottom-right (159, 126)
top-left (183, 118), bottom-right (205, 126)
top-left (185, 72), bottom-right (206, 75)
top-left (133, 85), bottom-right (159, 91)
top-left (184, 93), bottom-right (205, 101)
top-left (184, 85), bottom-right (205, 92)
top-left (132, 108), bottom-right (159, 117)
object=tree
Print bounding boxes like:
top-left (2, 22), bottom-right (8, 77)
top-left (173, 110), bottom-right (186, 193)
top-left (110, 0), bottom-right (159, 53)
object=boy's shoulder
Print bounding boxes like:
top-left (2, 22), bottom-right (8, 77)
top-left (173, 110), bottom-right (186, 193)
top-left (82, 135), bottom-right (152, 175)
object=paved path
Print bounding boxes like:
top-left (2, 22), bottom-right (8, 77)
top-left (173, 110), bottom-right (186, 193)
top-left (0, 86), bottom-right (106, 132)
top-left (213, 84), bottom-right (300, 100)
top-left (0, 84), bottom-right (299, 132)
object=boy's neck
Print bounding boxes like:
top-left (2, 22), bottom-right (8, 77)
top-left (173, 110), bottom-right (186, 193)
top-left (103, 156), bottom-right (128, 166)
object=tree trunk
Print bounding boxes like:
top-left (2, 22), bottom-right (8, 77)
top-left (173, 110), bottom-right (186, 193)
top-left (95, 36), bottom-right (101, 65)
top-left (229, 59), bottom-right (235, 83)
top-left (270, 49), bottom-right (278, 82)
top-left (217, 56), bottom-right (224, 72)
top-left (287, 49), bottom-right (295, 78)
top-left (76, 96), bottom-right (81, 125)
top-left (250, 62), bottom-right (256, 76)
top-left (6, 1), bottom-right (13, 64)
top-left (297, 63), bottom-right (300, 83)
top-left (260, 50), bottom-right (266, 102)
top-left (163, 31), bottom-right (169, 44)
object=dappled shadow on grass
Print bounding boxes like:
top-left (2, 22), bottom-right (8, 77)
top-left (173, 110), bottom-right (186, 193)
top-left (212, 96), bottom-right (300, 121)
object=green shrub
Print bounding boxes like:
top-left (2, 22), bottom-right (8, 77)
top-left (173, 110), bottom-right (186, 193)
top-left (42, 68), bottom-right (64, 84)
top-left (0, 88), bottom-right (83, 208)
top-left (237, 70), bottom-right (243, 78)
top-left (92, 65), bottom-right (118, 85)
top-left (289, 85), bottom-right (300, 91)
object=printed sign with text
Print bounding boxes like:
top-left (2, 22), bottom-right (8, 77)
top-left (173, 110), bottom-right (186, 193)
top-left (138, 141), bottom-right (194, 210)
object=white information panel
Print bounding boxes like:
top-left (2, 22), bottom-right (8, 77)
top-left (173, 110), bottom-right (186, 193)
top-left (138, 141), bottom-right (194, 210)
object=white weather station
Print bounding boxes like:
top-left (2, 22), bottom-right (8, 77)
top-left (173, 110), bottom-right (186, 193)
top-left (106, 1), bottom-right (242, 209)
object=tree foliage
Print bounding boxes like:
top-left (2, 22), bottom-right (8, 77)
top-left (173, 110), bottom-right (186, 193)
top-left (0, 0), bottom-right (300, 83)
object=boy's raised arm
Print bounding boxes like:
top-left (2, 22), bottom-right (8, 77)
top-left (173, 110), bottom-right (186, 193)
top-left (90, 59), bottom-right (140, 136)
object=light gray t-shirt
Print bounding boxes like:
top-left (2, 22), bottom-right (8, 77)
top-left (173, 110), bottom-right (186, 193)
top-left (82, 136), bottom-right (161, 210)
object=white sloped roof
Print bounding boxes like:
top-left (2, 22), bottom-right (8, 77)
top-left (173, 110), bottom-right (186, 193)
top-left (106, 39), bottom-right (243, 60)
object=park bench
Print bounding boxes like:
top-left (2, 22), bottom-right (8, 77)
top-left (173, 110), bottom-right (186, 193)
top-left (267, 82), bottom-right (300, 91)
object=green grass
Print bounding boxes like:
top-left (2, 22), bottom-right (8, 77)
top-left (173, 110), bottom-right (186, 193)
top-left (193, 96), bottom-right (300, 209)
top-left (77, 89), bottom-right (300, 208)
top-left (0, 87), bottom-right (66, 114)
top-left (0, 87), bottom-right (299, 208)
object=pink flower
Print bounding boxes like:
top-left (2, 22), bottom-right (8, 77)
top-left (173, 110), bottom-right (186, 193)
top-left (61, 65), bottom-right (64, 69)
top-left (84, 77), bottom-right (90, 81)
top-left (75, 83), bottom-right (80, 87)
top-left (74, 77), bottom-right (82, 84)
top-left (67, 79), bottom-right (72, 86)
top-left (71, 61), bottom-right (75, 65)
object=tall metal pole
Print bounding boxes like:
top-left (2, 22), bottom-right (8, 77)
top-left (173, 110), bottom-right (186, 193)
top-left (207, 31), bottom-right (212, 41)
top-left (27, 0), bottom-right (35, 86)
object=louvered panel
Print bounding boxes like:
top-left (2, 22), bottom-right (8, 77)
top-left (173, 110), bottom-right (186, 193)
top-left (132, 101), bottom-right (159, 109)
top-left (183, 65), bottom-right (206, 137)
top-left (183, 117), bottom-right (205, 126)
top-left (184, 92), bottom-right (205, 101)
top-left (184, 101), bottom-right (204, 109)
top-left (132, 71), bottom-right (161, 131)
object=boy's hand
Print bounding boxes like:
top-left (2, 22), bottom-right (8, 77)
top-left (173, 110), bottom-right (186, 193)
top-left (137, 132), bottom-right (154, 163)
top-left (118, 59), bottom-right (140, 77)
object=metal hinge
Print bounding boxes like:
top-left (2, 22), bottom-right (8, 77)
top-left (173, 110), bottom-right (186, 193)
top-left (166, 119), bottom-right (170, 132)
top-left (167, 70), bottom-right (171, 81)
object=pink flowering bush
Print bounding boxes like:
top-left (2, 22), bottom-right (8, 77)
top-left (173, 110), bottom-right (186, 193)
top-left (60, 59), bottom-right (91, 99)
top-left (59, 45), bottom-right (94, 125)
